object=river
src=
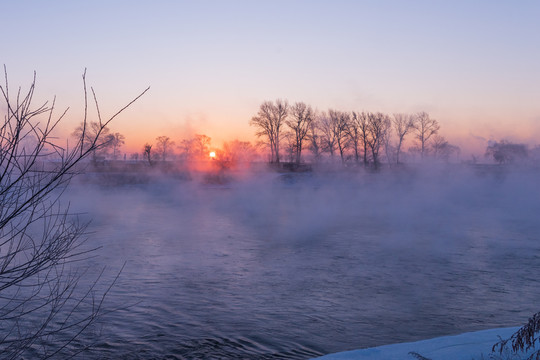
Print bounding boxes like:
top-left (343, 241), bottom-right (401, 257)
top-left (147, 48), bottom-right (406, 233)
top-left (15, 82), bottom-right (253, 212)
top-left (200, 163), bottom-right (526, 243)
top-left (55, 167), bottom-right (540, 358)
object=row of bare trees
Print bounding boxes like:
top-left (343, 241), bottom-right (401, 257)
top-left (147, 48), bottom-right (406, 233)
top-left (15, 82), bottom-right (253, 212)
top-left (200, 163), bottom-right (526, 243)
top-left (250, 99), bottom-right (459, 166)
top-left (139, 134), bottom-right (261, 168)
top-left (140, 136), bottom-right (178, 166)
top-left (70, 99), bottom-right (457, 168)
top-left (140, 134), bottom-right (211, 165)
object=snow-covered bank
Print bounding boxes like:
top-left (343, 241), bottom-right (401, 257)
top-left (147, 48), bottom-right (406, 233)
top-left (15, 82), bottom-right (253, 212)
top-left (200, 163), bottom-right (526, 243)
top-left (313, 327), bottom-right (521, 360)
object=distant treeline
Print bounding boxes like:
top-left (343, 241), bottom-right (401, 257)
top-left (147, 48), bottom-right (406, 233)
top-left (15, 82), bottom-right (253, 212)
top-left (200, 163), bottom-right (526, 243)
top-left (68, 101), bottom-right (537, 168)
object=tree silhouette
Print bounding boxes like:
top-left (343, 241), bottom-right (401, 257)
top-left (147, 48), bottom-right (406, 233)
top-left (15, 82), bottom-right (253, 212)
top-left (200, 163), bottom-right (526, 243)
top-left (250, 100), bottom-right (288, 163)
top-left (392, 113), bottom-right (415, 165)
top-left (72, 121), bottom-right (112, 162)
top-left (307, 116), bottom-right (322, 163)
top-left (192, 134), bottom-right (211, 160)
top-left (367, 112), bottom-right (391, 168)
top-left (143, 143), bottom-right (153, 165)
top-left (430, 135), bottom-right (460, 162)
top-left (110, 132), bottom-right (126, 160)
top-left (348, 112), bottom-right (370, 166)
top-left (319, 111), bottom-right (337, 158)
top-left (413, 112), bottom-right (440, 160)
top-left (286, 102), bottom-right (314, 165)
top-left (155, 136), bottom-right (175, 161)
top-left (328, 109), bottom-right (350, 164)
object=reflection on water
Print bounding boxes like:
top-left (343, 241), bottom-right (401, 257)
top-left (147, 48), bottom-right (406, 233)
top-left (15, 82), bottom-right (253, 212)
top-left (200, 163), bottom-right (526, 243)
top-left (63, 169), bottom-right (540, 359)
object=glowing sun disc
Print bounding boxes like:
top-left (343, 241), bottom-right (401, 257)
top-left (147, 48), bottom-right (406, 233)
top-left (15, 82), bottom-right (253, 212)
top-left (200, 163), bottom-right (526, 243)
top-left (209, 151), bottom-right (216, 158)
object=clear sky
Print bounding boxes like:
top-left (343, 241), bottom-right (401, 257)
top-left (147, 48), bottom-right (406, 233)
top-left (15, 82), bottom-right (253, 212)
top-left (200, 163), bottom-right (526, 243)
top-left (3, 0), bottom-right (540, 155)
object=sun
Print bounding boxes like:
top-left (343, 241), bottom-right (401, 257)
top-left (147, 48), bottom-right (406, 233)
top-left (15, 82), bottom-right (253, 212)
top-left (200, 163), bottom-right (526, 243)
top-left (209, 151), bottom-right (216, 159)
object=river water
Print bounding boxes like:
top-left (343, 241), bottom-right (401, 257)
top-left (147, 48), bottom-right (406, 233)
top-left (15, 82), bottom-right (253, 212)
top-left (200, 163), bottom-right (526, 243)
top-left (59, 167), bottom-right (540, 359)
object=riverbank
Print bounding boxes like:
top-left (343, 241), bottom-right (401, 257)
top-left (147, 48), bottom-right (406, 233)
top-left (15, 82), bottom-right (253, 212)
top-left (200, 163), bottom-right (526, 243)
top-left (313, 327), bottom-right (527, 360)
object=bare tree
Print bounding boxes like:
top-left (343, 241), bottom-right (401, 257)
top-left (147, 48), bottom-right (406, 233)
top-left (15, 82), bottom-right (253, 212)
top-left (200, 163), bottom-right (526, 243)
top-left (318, 111), bottom-right (337, 158)
top-left (347, 112), bottom-right (370, 166)
top-left (0, 68), bottom-right (148, 358)
top-left (286, 102), bottom-right (314, 165)
top-left (110, 132), bottom-right (125, 160)
top-left (392, 113), bottom-right (415, 164)
top-left (72, 121), bottom-right (113, 162)
top-left (249, 99), bottom-right (289, 163)
top-left (307, 115), bottom-right (322, 163)
top-left (192, 134), bottom-right (211, 160)
top-left (366, 112), bottom-right (391, 168)
top-left (155, 135), bottom-right (175, 161)
top-left (178, 138), bottom-right (193, 161)
top-left (142, 143), bottom-right (153, 165)
top-left (318, 110), bottom-right (351, 164)
top-left (328, 109), bottom-right (350, 164)
top-left (345, 112), bottom-right (361, 164)
top-left (177, 134), bottom-right (211, 162)
top-left (283, 132), bottom-right (296, 163)
top-left (222, 140), bottom-right (255, 165)
top-left (413, 112), bottom-right (440, 160)
top-left (382, 125), bottom-right (395, 166)
top-left (430, 135), bottom-right (460, 162)
top-left (430, 135), bottom-right (447, 160)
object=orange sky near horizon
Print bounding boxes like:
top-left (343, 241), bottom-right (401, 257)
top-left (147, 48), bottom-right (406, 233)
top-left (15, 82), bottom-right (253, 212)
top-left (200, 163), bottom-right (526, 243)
top-left (48, 80), bottom-right (538, 159)
top-left (47, 86), bottom-right (540, 159)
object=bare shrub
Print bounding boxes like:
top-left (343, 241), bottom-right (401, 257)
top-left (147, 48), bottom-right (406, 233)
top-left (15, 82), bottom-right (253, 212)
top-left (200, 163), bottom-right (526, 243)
top-left (493, 312), bottom-right (540, 360)
top-left (0, 67), bottom-right (148, 358)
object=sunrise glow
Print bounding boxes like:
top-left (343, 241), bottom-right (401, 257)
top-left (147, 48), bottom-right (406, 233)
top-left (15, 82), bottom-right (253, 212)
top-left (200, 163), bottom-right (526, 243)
top-left (3, 2), bottom-right (540, 359)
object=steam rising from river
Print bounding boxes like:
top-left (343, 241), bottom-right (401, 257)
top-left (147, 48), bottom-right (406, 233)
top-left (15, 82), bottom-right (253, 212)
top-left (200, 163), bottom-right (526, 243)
top-left (72, 164), bottom-right (540, 256)
top-left (63, 164), bottom-right (540, 358)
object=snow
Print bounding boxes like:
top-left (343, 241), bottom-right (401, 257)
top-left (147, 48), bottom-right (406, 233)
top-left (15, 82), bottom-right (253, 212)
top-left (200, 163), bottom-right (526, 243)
top-left (313, 327), bottom-right (524, 360)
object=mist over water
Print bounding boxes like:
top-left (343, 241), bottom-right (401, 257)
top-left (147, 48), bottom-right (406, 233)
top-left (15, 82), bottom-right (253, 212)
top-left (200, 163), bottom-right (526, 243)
top-left (63, 165), bottom-right (540, 359)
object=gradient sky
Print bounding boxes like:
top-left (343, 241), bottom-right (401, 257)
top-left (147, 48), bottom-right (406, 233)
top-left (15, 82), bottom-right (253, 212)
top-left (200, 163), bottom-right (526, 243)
top-left (3, 0), bottom-right (540, 155)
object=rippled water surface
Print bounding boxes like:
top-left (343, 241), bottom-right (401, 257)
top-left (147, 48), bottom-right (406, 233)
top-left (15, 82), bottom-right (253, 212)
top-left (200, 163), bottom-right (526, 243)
top-left (64, 168), bottom-right (540, 359)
